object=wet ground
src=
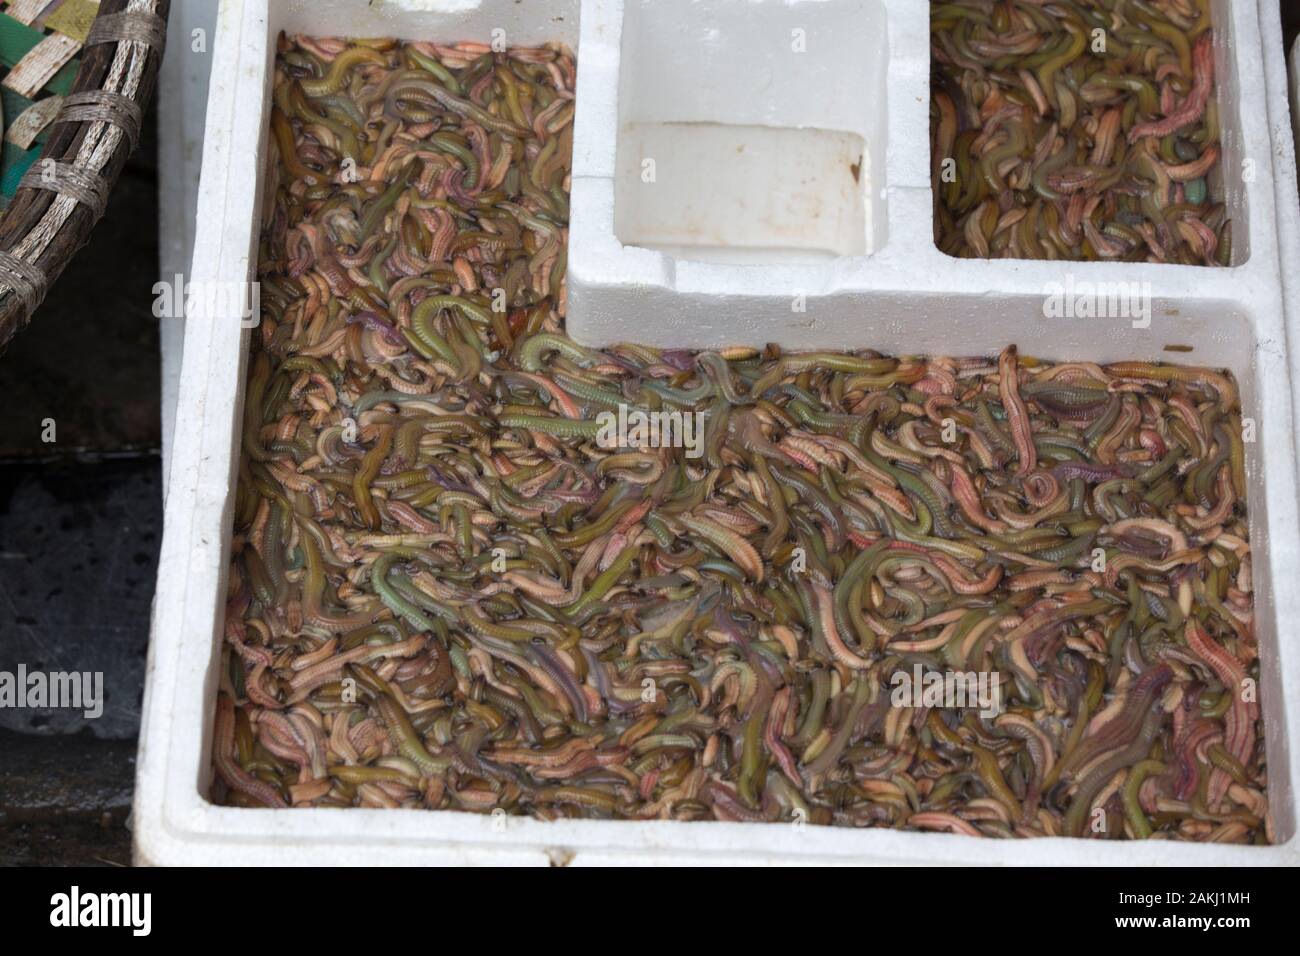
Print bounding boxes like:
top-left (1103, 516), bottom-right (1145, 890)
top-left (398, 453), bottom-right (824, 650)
top-left (0, 108), bottom-right (160, 866)
top-left (0, 729), bottom-right (136, 866)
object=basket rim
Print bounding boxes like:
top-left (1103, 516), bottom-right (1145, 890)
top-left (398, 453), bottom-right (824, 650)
top-left (0, 0), bottom-right (170, 354)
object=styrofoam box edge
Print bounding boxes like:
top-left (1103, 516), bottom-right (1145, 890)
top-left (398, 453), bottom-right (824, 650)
top-left (134, 0), bottom-right (1300, 865)
top-left (159, 0), bottom-right (221, 496)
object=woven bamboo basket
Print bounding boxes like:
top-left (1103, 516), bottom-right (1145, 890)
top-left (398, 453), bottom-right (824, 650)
top-left (0, 0), bottom-right (168, 353)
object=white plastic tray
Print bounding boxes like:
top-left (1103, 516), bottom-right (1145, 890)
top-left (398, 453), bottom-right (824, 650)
top-left (134, 0), bottom-right (1300, 865)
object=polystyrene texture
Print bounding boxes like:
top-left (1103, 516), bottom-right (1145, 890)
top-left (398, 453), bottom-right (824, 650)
top-left (135, 0), bottom-right (1300, 865)
top-left (610, 0), bottom-right (886, 263)
top-left (159, 0), bottom-right (221, 495)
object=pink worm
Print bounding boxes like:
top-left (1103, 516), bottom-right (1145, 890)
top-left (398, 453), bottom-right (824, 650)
top-left (765, 687), bottom-right (803, 787)
top-left (998, 346), bottom-right (1036, 475)
top-left (1185, 620), bottom-right (1256, 808)
top-left (1128, 34), bottom-right (1215, 143)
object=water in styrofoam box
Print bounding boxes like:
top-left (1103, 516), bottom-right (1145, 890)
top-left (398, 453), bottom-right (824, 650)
top-left (931, 0), bottom-right (1249, 265)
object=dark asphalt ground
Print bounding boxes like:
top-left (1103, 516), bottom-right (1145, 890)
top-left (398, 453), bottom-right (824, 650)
top-left (0, 108), bottom-right (160, 866)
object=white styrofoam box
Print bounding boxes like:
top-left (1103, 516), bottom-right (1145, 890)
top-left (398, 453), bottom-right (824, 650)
top-left (159, 0), bottom-right (221, 497)
top-left (135, 0), bottom-right (1300, 864)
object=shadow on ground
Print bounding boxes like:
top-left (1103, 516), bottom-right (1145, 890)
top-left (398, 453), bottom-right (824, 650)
top-left (0, 108), bottom-right (160, 866)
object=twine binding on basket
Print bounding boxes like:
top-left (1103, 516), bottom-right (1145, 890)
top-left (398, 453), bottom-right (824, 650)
top-left (0, 249), bottom-right (48, 317)
top-left (17, 162), bottom-right (111, 220)
top-left (86, 10), bottom-right (168, 50)
top-left (56, 90), bottom-right (145, 152)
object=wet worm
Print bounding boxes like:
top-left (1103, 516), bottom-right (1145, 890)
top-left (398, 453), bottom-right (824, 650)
top-left (213, 36), bottom-right (1265, 843)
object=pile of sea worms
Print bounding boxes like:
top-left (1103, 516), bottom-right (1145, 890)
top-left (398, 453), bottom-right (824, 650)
top-left (931, 0), bottom-right (1231, 264)
top-left (214, 36), bottom-right (1267, 842)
